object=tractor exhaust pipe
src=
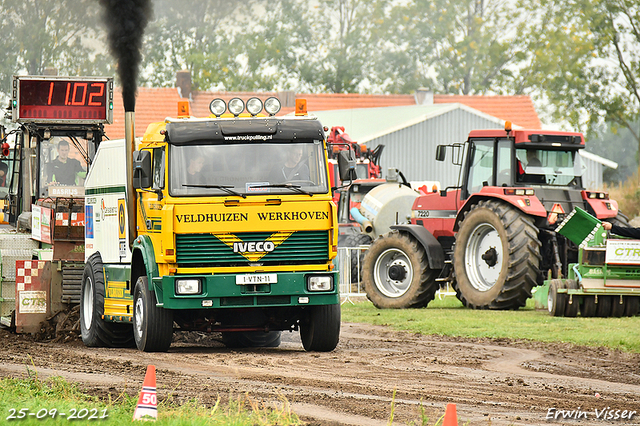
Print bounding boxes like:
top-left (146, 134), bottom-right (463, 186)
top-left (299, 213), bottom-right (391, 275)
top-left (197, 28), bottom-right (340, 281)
top-left (125, 111), bottom-right (136, 247)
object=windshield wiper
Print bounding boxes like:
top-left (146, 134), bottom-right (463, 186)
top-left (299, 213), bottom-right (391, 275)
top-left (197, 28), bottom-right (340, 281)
top-left (182, 184), bottom-right (246, 198)
top-left (248, 183), bottom-right (313, 196)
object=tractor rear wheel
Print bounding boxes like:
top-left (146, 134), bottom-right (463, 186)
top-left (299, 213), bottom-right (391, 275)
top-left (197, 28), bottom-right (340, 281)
top-left (564, 279), bottom-right (579, 317)
top-left (362, 230), bottom-right (440, 309)
top-left (548, 279), bottom-right (566, 317)
top-left (453, 200), bottom-right (541, 310)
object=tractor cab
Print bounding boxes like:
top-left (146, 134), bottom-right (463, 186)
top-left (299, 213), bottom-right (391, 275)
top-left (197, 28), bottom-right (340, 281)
top-left (436, 123), bottom-right (617, 230)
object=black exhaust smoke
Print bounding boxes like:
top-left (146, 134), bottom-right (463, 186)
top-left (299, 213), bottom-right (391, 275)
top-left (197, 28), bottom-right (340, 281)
top-left (99, 0), bottom-right (152, 112)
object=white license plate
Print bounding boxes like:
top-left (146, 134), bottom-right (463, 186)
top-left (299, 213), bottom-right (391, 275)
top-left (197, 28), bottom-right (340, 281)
top-left (236, 274), bottom-right (278, 285)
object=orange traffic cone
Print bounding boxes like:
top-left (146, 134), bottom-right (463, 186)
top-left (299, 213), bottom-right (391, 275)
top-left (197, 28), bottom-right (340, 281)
top-left (133, 365), bottom-right (158, 421)
top-left (443, 403), bottom-right (458, 426)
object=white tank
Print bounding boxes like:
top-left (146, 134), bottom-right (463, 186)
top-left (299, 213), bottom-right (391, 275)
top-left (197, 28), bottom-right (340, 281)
top-left (359, 183), bottom-right (419, 239)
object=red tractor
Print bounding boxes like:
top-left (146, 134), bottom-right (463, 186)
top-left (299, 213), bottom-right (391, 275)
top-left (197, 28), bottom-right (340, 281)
top-left (362, 123), bottom-right (626, 310)
top-left (327, 126), bottom-right (384, 203)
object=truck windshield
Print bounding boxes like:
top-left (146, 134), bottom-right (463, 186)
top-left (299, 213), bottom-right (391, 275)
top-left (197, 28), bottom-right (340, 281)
top-left (169, 141), bottom-right (329, 197)
top-left (516, 148), bottom-right (585, 186)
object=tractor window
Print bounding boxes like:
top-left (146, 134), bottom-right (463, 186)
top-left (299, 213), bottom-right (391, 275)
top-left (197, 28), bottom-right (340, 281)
top-left (496, 139), bottom-right (512, 187)
top-left (355, 163), bottom-right (369, 179)
top-left (516, 148), bottom-right (584, 186)
top-left (39, 137), bottom-right (89, 198)
top-left (467, 139), bottom-right (494, 194)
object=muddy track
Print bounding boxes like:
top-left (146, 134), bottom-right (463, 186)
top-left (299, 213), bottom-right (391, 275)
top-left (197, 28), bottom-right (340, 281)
top-left (1, 322), bottom-right (640, 425)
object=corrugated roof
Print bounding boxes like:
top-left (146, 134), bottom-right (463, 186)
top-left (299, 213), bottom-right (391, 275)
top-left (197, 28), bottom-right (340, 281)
top-left (103, 87), bottom-right (541, 139)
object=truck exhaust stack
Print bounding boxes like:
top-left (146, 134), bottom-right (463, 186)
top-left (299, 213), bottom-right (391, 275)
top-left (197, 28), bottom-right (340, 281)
top-left (125, 111), bottom-right (136, 247)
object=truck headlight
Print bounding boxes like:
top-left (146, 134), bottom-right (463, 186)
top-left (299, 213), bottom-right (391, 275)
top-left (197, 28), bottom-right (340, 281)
top-left (307, 275), bottom-right (333, 291)
top-left (176, 278), bottom-right (202, 295)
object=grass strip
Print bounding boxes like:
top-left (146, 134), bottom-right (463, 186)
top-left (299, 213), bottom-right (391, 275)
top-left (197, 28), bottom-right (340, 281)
top-left (341, 297), bottom-right (640, 352)
top-left (0, 372), bottom-right (301, 425)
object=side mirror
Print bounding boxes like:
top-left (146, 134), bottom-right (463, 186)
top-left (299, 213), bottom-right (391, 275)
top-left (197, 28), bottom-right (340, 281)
top-left (435, 145), bottom-right (446, 162)
top-left (132, 150), bottom-right (152, 189)
top-left (337, 150), bottom-right (357, 181)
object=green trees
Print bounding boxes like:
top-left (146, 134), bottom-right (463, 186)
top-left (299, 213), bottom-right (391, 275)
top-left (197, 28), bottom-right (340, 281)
top-left (0, 0), bottom-right (638, 163)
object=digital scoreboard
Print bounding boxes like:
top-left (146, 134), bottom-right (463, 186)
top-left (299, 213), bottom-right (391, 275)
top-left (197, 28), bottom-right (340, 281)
top-left (12, 76), bottom-right (114, 124)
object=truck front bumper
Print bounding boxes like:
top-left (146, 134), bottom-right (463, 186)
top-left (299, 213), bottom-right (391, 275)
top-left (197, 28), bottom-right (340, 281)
top-left (154, 270), bottom-right (339, 309)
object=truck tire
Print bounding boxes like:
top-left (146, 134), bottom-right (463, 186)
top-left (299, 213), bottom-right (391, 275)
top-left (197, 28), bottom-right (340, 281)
top-left (362, 230), bottom-right (440, 309)
top-left (453, 200), bottom-right (541, 310)
top-left (564, 279), bottom-right (579, 317)
top-left (222, 331), bottom-right (282, 348)
top-left (80, 253), bottom-right (133, 347)
top-left (547, 279), bottom-right (566, 317)
top-left (133, 276), bottom-right (173, 352)
top-left (300, 304), bottom-right (340, 352)
top-left (343, 233), bottom-right (372, 284)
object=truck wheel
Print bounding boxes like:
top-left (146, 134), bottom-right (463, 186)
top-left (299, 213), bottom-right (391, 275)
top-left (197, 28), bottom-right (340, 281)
top-left (547, 279), bottom-right (566, 317)
top-left (362, 230), bottom-right (440, 309)
top-left (580, 296), bottom-right (597, 317)
top-left (222, 331), bottom-right (282, 348)
top-left (343, 234), bottom-right (372, 284)
top-left (624, 297), bottom-right (639, 316)
top-left (610, 296), bottom-right (625, 317)
top-left (80, 253), bottom-right (133, 347)
top-left (453, 200), bottom-right (541, 310)
top-left (564, 279), bottom-right (579, 317)
top-left (300, 304), bottom-right (340, 352)
top-left (133, 276), bottom-right (173, 352)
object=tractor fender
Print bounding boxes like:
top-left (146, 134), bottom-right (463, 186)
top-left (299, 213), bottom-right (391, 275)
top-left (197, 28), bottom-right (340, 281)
top-left (390, 224), bottom-right (445, 270)
top-left (131, 234), bottom-right (159, 292)
top-left (453, 193), bottom-right (547, 231)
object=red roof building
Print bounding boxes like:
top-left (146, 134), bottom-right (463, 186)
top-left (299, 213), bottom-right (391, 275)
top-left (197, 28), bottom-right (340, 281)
top-left (104, 79), bottom-right (541, 139)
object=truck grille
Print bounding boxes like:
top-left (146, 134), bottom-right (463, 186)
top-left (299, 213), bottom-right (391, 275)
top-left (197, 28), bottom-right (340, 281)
top-left (176, 231), bottom-right (329, 266)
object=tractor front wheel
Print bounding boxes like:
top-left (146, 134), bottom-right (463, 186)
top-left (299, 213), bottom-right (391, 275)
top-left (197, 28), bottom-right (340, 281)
top-left (362, 230), bottom-right (440, 309)
top-left (453, 200), bottom-right (541, 310)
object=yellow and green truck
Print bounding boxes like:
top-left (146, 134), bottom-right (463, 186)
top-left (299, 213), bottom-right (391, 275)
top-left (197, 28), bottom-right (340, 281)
top-left (80, 97), bottom-right (350, 352)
